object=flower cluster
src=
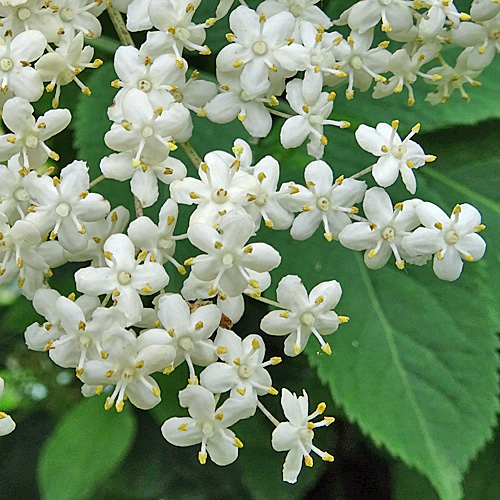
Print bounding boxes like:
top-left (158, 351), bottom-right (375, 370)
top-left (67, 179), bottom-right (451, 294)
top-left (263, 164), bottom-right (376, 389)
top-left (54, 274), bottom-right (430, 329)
top-left (0, 0), bottom-right (490, 487)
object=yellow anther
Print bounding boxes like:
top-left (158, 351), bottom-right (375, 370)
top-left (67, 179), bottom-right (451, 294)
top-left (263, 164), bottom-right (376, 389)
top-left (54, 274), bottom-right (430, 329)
top-left (268, 387), bottom-right (278, 395)
top-left (198, 452), bottom-right (207, 465)
top-left (464, 254), bottom-right (474, 262)
top-left (453, 204), bottom-right (462, 214)
top-left (280, 310), bottom-right (289, 318)
top-left (293, 344), bottom-right (301, 355)
top-left (322, 452), bottom-right (334, 462)
top-left (406, 160), bottom-right (414, 169)
top-left (249, 279), bottom-right (259, 289)
top-left (412, 123), bottom-right (421, 133)
top-left (307, 422), bottom-right (315, 430)
top-left (178, 423), bottom-right (188, 431)
top-left (391, 120), bottom-right (399, 130)
top-left (321, 343), bottom-right (332, 355)
top-left (265, 219), bottom-right (274, 228)
top-left (382, 22), bottom-right (391, 32)
top-left (153, 320), bottom-right (161, 328)
top-left (338, 316), bottom-right (350, 324)
top-left (394, 202), bottom-right (404, 211)
top-left (208, 284), bottom-right (218, 296)
top-left (320, 135), bottom-right (328, 146)
top-left (285, 37), bottom-right (294, 45)
top-left (234, 437), bottom-right (244, 448)
top-left (425, 155), bottom-right (437, 162)
top-left (289, 185), bottom-right (299, 194)
top-left (324, 232), bottom-right (333, 242)
top-left (82, 87), bottom-right (91, 96)
top-left (96, 385), bottom-right (103, 395)
top-left (226, 33), bottom-right (236, 42)
top-left (369, 222), bottom-right (377, 231)
top-left (152, 386), bottom-right (160, 397)
top-left (437, 251), bottom-right (444, 261)
top-left (236, 387), bottom-right (246, 396)
top-left (328, 92), bottom-right (336, 101)
top-left (257, 172), bottom-right (267, 182)
top-left (396, 259), bottom-right (405, 270)
top-left (233, 59), bottom-right (243, 68)
top-left (324, 416), bottom-right (335, 426)
top-left (101, 351), bottom-right (109, 359)
top-left (340, 121), bottom-right (350, 129)
top-left (163, 364), bottom-right (174, 375)
top-left (135, 360), bottom-right (145, 369)
top-left (44, 340), bottom-right (54, 351)
top-left (116, 401), bottom-right (124, 412)
top-left (378, 40), bottom-right (390, 49)
top-left (475, 224), bottom-right (485, 233)
top-left (237, 113), bottom-right (246, 122)
top-left (244, 245), bottom-right (253, 253)
top-left (141, 283), bottom-right (153, 294)
top-left (434, 222), bottom-right (443, 230)
top-left (302, 205), bottom-right (311, 212)
top-left (188, 376), bottom-right (199, 385)
top-left (233, 358), bottom-right (241, 366)
top-left (184, 257), bottom-right (195, 266)
top-left (104, 397), bottom-right (113, 410)
top-left (6, 136), bottom-right (15, 144)
top-left (432, 74), bottom-right (442, 81)
top-left (195, 321), bottom-right (204, 330)
top-left (460, 13), bottom-right (471, 21)
top-left (217, 346), bottom-right (228, 355)
top-left (168, 329), bottom-right (175, 338)
top-left (105, 369), bottom-right (115, 378)
top-left (302, 104), bottom-right (309, 113)
top-left (215, 412), bottom-right (224, 421)
top-left (304, 456), bottom-right (313, 467)
top-left (259, 12), bottom-right (266, 22)
top-left (252, 338), bottom-right (261, 350)
top-left (189, 191), bottom-right (200, 199)
top-left (78, 321), bottom-right (86, 331)
top-left (93, 59), bottom-right (103, 68)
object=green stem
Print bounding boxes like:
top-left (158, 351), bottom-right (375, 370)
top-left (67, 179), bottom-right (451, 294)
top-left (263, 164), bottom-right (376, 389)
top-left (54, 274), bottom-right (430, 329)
top-left (257, 400), bottom-right (280, 427)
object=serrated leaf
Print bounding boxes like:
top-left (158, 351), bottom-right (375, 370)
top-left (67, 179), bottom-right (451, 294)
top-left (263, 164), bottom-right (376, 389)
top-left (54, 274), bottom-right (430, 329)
top-left (38, 396), bottom-right (137, 500)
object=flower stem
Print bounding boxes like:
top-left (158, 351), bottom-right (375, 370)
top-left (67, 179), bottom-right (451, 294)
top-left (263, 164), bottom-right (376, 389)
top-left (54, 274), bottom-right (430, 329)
top-left (180, 141), bottom-right (202, 169)
top-left (244, 293), bottom-right (281, 309)
top-left (106, 1), bottom-right (135, 47)
top-left (350, 165), bottom-right (373, 179)
top-left (267, 108), bottom-right (293, 119)
top-left (89, 174), bottom-right (105, 189)
top-left (257, 400), bottom-right (280, 427)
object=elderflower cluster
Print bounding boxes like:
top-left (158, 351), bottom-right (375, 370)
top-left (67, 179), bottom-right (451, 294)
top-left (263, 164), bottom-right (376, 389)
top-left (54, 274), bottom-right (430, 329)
top-left (0, 0), bottom-right (490, 486)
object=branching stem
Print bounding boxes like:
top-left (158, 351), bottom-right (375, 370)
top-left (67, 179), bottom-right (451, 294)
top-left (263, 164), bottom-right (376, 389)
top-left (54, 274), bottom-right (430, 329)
top-left (257, 400), bottom-right (280, 427)
top-left (106, 1), bottom-right (135, 47)
top-left (350, 165), bottom-right (373, 179)
top-left (180, 141), bottom-right (202, 169)
top-left (244, 293), bottom-right (281, 309)
top-left (89, 174), bottom-right (105, 189)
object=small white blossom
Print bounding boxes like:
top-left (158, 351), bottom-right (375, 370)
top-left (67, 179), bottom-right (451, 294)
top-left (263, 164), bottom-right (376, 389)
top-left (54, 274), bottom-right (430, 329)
top-left (260, 275), bottom-right (347, 356)
top-left (355, 120), bottom-right (436, 194)
top-left (272, 389), bottom-right (334, 483)
top-left (402, 202), bottom-right (486, 281)
top-left (0, 377), bottom-right (16, 436)
top-left (161, 384), bottom-right (255, 465)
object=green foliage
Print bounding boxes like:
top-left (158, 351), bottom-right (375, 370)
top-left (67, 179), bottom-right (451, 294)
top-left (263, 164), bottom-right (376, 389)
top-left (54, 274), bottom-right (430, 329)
top-left (38, 396), bottom-right (137, 500)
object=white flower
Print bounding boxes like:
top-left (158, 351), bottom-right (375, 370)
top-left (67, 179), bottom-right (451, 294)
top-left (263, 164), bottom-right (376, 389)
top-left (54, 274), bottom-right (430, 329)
top-left (260, 275), bottom-right (347, 356)
top-left (24, 288), bottom-right (99, 352)
top-left (0, 30), bottom-right (46, 101)
top-left (25, 160), bottom-right (110, 252)
top-left (330, 29), bottom-right (390, 99)
top-left (80, 327), bottom-right (176, 411)
top-left (170, 149), bottom-right (259, 226)
top-left (280, 160), bottom-right (366, 241)
top-left (216, 6), bottom-right (296, 99)
top-left (372, 44), bottom-right (442, 105)
top-left (204, 71), bottom-right (275, 138)
top-left (341, 0), bottom-right (414, 33)
top-left (200, 329), bottom-right (281, 402)
top-left (148, 0), bottom-right (210, 58)
top-left (161, 384), bottom-right (255, 465)
top-left (0, 97), bottom-right (71, 169)
top-left (424, 49), bottom-right (483, 104)
top-left (128, 199), bottom-right (187, 270)
top-left (74, 233), bottom-right (169, 325)
top-left (138, 293), bottom-right (221, 383)
top-left (244, 154), bottom-right (294, 230)
top-left (272, 389), bottom-right (334, 483)
top-left (402, 202), bottom-right (486, 281)
top-left (0, 377), bottom-right (16, 436)
top-left (417, 0), bottom-right (470, 40)
top-left (35, 32), bottom-right (101, 108)
top-left (355, 120), bottom-right (436, 194)
top-left (55, 0), bottom-right (103, 41)
top-left (187, 209), bottom-right (281, 298)
top-left (339, 187), bottom-right (422, 269)
top-left (281, 78), bottom-right (350, 159)
top-left (470, 0), bottom-right (500, 22)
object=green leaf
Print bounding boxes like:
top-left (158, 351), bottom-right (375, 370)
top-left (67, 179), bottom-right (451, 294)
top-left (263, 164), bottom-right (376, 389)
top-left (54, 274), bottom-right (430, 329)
top-left (38, 396), bottom-right (137, 500)
top-left (254, 121), bottom-right (500, 500)
top-left (393, 425), bottom-right (500, 500)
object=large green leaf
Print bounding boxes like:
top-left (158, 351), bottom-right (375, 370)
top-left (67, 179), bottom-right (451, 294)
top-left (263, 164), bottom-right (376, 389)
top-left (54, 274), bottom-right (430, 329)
top-left (38, 396), bottom-right (137, 500)
top-left (252, 120), bottom-right (500, 500)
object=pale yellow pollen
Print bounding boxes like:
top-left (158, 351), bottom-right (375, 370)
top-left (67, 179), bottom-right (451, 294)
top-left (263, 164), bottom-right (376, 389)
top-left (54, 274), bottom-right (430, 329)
top-left (279, 310), bottom-right (289, 318)
top-left (293, 344), bottom-right (301, 355)
top-left (217, 346), bottom-right (228, 355)
top-left (304, 456), bottom-right (313, 467)
top-left (434, 222), bottom-right (443, 230)
top-left (195, 321), bottom-right (204, 330)
top-left (178, 423), bottom-right (188, 431)
top-left (252, 338), bottom-right (261, 350)
top-left (236, 387), bottom-right (246, 396)
top-left (152, 387), bottom-right (160, 397)
top-left (268, 387), bottom-right (278, 395)
top-left (163, 364), bottom-right (174, 375)
top-left (234, 437), bottom-right (244, 448)
top-left (338, 316), bottom-right (350, 323)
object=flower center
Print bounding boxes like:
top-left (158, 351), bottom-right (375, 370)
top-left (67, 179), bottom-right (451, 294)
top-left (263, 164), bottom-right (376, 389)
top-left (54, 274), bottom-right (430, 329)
top-left (308, 114), bottom-right (324, 126)
top-left (290, 4), bottom-right (304, 17)
top-left (311, 54), bottom-right (324, 65)
top-left (117, 271), bottom-right (132, 285)
top-left (444, 230), bottom-right (459, 245)
top-left (202, 422), bottom-right (215, 437)
top-left (239, 90), bottom-right (252, 102)
top-left (300, 312), bottom-right (316, 327)
top-left (252, 41), bottom-right (268, 56)
top-left (381, 226), bottom-right (395, 241)
top-left (391, 144), bottom-right (407, 159)
top-left (172, 90), bottom-right (184, 102)
top-left (142, 126), bottom-right (154, 138)
top-left (255, 193), bottom-right (268, 206)
top-left (316, 197), bottom-right (330, 211)
top-left (178, 336), bottom-right (194, 351)
top-left (222, 252), bottom-right (235, 267)
top-left (61, 68), bottom-right (75, 85)
top-left (299, 427), bottom-right (314, 443)
top-left (211, 188), bottom-right (228, 204)
top-left (238, 364), bottom-right (253, 379)
top-left (17, 7), bottom-right (31, 20)
top-left (55, 202), bottom-right (71, 218)
top-left (0, 58), bottom-right (13, 72)
top-left (78, 334), bottom-right (91, 349)
top-left (158, 237), bottom-right (174, 250)
top-left (138, 79), bottom-right (152, 92)
top-left (60, 8), bottom-right (75, 22)
top-left (25, 134), bottom-right (39, 149)
top-left (13, 188), bottom-right (28, 202)
top-left (379, 0), bottom-right (392, 5)
top-left (350, 55), bottom-right (363, 70)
